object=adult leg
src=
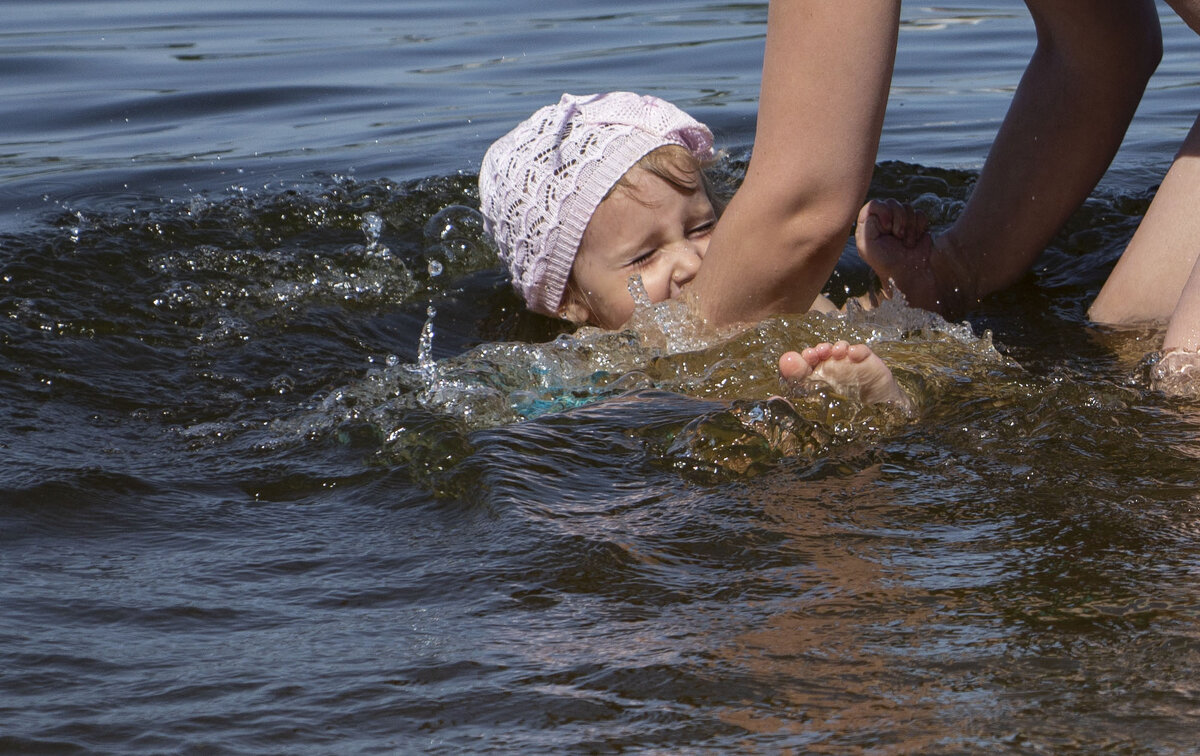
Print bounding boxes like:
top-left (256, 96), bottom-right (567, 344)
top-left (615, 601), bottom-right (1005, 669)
top-left (1158, 0), bottom-right (1200, 352)
top-left (1152, 124), bottom-right (1200, 390)
top-left (1163, 223), bottom-right (1200, 353)
top-left (1094, 0), bottom-right (1200, 331)
top-left (1090, 116), bottom-right (1200, 325)
top-left (861, 0), bottom-right (1161, 317)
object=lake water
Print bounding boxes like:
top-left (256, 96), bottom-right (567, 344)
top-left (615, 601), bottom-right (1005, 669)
top-left (3, 1), bottom-right (1200, 752)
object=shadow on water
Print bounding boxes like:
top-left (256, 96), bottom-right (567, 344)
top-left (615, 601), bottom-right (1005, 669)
top-left (4, 157), bottom-right (1200, 752)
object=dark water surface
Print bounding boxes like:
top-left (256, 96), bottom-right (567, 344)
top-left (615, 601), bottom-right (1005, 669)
top-left (4, 2), bottom-right (1200, 753)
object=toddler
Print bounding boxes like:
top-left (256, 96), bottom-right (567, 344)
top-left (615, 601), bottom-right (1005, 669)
top-left (479, 91), bottom-right (912, 408)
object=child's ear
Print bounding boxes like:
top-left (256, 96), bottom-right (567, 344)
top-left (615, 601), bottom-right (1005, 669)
top-left (558, 297), bottom-right (591, 324)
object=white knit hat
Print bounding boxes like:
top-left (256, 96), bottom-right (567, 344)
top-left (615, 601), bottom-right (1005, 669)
top-left (479, 92), bottom-right (715, 317)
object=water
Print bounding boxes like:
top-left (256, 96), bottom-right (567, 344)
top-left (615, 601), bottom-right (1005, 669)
top-left (3, 1), bottom-right (1200, 752)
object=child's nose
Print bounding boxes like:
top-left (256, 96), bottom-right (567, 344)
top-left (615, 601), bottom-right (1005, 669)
top-left (670, 241), bottom-right (705, 293)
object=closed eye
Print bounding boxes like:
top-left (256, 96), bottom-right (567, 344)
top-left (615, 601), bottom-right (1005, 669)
top-left (688, 219), bottom-right (716, 237)
top-left (628, 249), bottom-right (657, 268)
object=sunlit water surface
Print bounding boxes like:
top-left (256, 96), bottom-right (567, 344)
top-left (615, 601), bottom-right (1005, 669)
top-left (3, 2), bottom-right (1200, 753)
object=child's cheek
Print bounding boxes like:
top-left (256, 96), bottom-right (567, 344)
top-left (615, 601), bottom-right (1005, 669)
top-left (648, 270), bottom-right (671, 303)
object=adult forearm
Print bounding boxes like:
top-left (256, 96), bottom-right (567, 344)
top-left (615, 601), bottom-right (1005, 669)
top-left (1166, 0), bottom-right (1200, 34)
top-left (943, 0), bottom-right (1160, 302)
top-left (694, 0), bottom-right (901, 325)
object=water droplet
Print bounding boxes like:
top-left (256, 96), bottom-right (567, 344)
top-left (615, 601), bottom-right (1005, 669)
top-left (427, 259), bottom-right (443, 277)
top-left (627, 275), bottom-right (653, 309)
top-left (417, 305), bottom-right (438, 388)
top-left (424, 205), bottom-right (484, 244)
top-left (362, 212), bottom-right (383, 250)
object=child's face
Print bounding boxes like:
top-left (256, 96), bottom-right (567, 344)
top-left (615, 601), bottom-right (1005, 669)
top-left (564, 166), bottom-right (716, 329)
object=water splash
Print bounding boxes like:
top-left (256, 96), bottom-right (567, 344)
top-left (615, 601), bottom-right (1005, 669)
top-left (361, 212), bottom-right (386, 255)
top-left (68, 210), bottom-right (84, 244)
top-left (850, 289), bottom-right (981, 345)
top-left (422, 204), bottom-right (490, 281)
top-left (1144, 349), bottom-right (1200, 397)
top-left (282, 286), bottom-right (1035, 483)
top-left (424, 204), bottom-right (483, 246)
top-left (628, 274), bottom-right (653, 311)
top-left (625, 275), bottom-right (720, 355)
top-left (417, 304), bottom-right (439, 390)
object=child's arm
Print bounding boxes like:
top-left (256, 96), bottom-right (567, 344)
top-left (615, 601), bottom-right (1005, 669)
top-left (853, 198), bottom-right (941, 308)
top-left (689, 1), bottom-right (901, 327)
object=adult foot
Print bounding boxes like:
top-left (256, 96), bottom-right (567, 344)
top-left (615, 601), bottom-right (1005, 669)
top-left (779, 340), bottom-right (913, 411)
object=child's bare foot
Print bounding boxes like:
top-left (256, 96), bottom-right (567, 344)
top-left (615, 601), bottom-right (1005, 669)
top-left (855, 199), bottom-right (975, 318)
top-left (779, 340), bottom-right (913, 411)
